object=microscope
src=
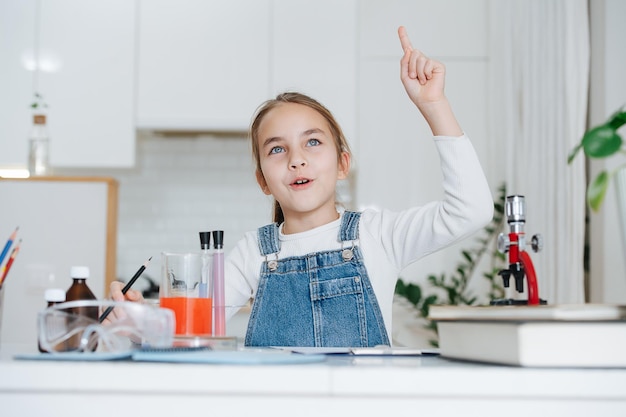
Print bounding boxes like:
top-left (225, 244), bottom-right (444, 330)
top-left (492, 195), bottom-right (546, 306)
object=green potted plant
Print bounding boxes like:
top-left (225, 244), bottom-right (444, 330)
top-left (568, 105), bottom-right (626, 211)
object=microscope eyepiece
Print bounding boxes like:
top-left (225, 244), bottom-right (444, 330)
top-left (505, 195), bottom-right (525, 224)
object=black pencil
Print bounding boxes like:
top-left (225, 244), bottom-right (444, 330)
top-left (98, 256), bottom-right (152, 323)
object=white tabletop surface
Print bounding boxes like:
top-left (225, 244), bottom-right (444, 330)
top-left (2, 343), bottom-right (626, 417)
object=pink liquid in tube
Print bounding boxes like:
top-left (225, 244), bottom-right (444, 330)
top-left (212, 230), bottom-right (225, 336)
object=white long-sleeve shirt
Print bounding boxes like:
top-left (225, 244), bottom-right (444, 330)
top-left (225, 134), bottom-right (494, 335)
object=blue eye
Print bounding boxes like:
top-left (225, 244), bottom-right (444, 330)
top-left (307, 138), bottom-right (320, 146)
top-left (269, 146), bottom-right (284, 155)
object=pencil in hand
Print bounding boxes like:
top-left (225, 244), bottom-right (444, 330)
top-left (98, 256), bottom-right (152, 323)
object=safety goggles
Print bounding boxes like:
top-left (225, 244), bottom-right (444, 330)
top-left (38, 300), bottom-right (174, 353)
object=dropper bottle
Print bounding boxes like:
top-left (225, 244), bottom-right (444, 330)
top-left (198, 231), bottom-right (212, 299)
top-left (212, 230), bottom-right (225, 336)
top-left (65, 266), bottom-right (98, 351)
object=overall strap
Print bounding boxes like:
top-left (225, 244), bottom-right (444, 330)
top-left (339, 211), bottom-right (361, 242)
top-left (257, 223), bottom-right (280, 256)
top-left (258, 211), bottom-right (361, 255)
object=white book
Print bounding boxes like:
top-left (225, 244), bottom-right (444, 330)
top-left (429, 304), bottom-right (626, 367)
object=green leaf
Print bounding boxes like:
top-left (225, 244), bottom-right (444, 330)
top-left (461, 250), bottom-right (473, 263)
top-left (587, 171), bottom-right (609, 211)
top-left (608, 109), bottom-right (626, 130)
top-left (423, 294), bottom-right (438, 306)
top-left (447, 287), bottom-right (458, 303)
top-left (394, 279), bottom-right (406, 295)
top-left (405, 283), bottom-right (422, 306)
top-left (421, 295), bottom-right (439, 318)
top-left (582, 124), bottom-right (622, 158)
top-left (567, 142), bottom-right (583, 164)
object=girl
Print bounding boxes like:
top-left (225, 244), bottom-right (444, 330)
top-left (110, 26), bottom-right (493, 347)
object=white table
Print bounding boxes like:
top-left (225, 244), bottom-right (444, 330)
top-left (1, 344), bottom-right (625, 417)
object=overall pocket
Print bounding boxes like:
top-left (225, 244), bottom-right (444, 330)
top-left (309, 276), bottom-right (368, 347)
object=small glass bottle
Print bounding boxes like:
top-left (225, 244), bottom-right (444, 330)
top-left (38, 288), bottom-right (66, 353)
top-left (28, 113), bottom-right (51, 177)
top-left (65, 266), bottom-right (98, 351)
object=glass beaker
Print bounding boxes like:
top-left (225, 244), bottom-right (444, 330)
top-left (160, 252), bottom-right (212, 336)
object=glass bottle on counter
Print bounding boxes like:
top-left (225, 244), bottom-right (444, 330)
top-left (28, 112), bottom-right (51, 177)
top-left (38, 288), bottom-right (66, 353)
top-left (65, 266), bottom-right (98, 351)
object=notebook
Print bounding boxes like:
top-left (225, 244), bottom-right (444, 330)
top-left (131, 349), bottom-right (327, 364)
top-left (273, 346), bottom-right (439, 356)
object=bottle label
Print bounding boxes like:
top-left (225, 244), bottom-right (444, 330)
top-left (33, 114), bottom-right (46, 124)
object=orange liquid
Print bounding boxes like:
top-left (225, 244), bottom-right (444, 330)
top-left (160, 297), bottom-right (212, 336)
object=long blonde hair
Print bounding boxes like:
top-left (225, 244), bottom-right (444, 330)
top-left (250, 92), bottom-right (351, 224)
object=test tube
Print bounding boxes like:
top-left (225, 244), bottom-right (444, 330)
top-left (212, 230), bottom-right (225, 336)
top-left (199, 231), bottom-right (211, 298)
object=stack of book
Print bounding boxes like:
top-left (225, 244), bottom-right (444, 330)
top-left (429, 304), bottom-right (626, 367)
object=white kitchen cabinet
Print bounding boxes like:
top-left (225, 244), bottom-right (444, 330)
top-left (270, 0), bottom-right (358, 146)
top-left (0, 0), bottom-right (136, 170)
top-left (39, 0), bottom-right (136, 168)
top-left (136, 0), bottom-right (271, 131)
top-left (136, 0), bottom-right (357, 136)
top-left (359, 0), bottom-right (488, 59)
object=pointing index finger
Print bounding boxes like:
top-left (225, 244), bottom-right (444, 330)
top-left (398, 26), bottom-right (413, 52)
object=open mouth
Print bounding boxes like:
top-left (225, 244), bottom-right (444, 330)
top-left (291, 178), bottom-right (312, 187)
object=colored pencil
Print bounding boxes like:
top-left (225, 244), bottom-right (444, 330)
top-left (98, 256), bottom-right (152, 323)
top-left (0, 227), bottom-right (18, 268)
top-left (0, 239), bottom-right (21, 287)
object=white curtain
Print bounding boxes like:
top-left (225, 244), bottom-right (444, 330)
top-left (489, 0), bottom-right (589, 303)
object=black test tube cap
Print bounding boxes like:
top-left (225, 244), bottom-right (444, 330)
top-left (199, 231), bottom-right (211, 250)
top-left (212, 230), bottom-right (224, 249)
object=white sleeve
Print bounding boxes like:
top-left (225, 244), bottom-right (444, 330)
top-left (224, 231), bottom-right (261, 320)
top-left (361, 134), bottom-right (493, 269)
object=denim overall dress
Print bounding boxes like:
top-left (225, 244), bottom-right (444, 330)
top-left (244, 211), bottom-right (390, 347)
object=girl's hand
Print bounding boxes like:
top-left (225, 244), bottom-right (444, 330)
top-left (110, 280), bottom-right (144, 303)
top-left (397, 26), bottom-right (461, 136)
top-left (100, 281), bottom-right (145, 324)
top-left (398, 26), bottom-right (446, 108)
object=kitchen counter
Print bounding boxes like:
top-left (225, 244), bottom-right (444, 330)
top-left (1, 344), bottom-right (625, 416)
